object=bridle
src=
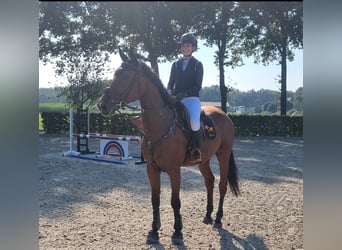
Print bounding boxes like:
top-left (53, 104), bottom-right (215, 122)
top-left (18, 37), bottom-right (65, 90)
top-left (102, 61), bottom-right (183, 156)
top-left (104, 62), bottom-right (140, 113)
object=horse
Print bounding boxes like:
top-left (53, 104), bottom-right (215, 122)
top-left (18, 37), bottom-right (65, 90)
top-left (97, 49), bottom-right (240, 245)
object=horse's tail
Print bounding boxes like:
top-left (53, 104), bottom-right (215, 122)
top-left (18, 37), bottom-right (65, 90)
top-left (228, 151), bottom-right (241, 197)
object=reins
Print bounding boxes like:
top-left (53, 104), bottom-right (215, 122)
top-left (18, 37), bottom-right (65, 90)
top-left (106, 61), bottom-right (179, 153)
top-left (141, 106), bottom-right (177, 146)
top-left (118, 65), bottom-right (139, 106)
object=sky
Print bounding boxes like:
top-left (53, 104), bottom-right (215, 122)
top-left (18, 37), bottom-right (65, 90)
top-left (39, 41), bottom-right (303, 92)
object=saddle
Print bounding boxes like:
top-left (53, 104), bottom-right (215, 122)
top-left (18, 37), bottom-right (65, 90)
top-left (130, 103), bottom-right (216, 140)
top-left (175, 101), bottom-right (216, 141)
top-left (173, 102), bottom-right (216, 164)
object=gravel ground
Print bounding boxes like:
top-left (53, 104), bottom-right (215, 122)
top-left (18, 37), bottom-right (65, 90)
top-left (39, 134), bottom-right (303, 250)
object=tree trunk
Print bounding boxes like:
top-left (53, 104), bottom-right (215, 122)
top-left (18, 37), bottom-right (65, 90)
top-left (280, 43), bottom-right (287, 116)
top-left (150, 58), bottom-right (159, 77)
top-left (219, 55), bottom-right (227, 113)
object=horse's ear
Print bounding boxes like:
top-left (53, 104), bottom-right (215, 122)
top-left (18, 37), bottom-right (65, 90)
top-left (128, 46), bottom-right (139, 67)
top-left (118, 47), bottom-right (129, 62)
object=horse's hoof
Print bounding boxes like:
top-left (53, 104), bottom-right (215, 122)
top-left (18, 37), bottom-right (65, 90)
top-left (171, 231), bottom-right (183, 245)
top-left (146, 230), bottom-right (159, 244)
top-left (203, 216), bottom-right (213, 225)
top-left (213, 221), bottom-right (222, 229)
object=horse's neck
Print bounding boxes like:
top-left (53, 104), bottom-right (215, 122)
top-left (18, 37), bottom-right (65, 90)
top-left (139, 80), bottom-right (173, 143)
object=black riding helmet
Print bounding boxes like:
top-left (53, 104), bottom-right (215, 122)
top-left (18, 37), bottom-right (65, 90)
top-left (178, 33), bottom-right (197, 50)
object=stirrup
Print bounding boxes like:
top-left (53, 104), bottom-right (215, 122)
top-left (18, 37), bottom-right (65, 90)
top-left (189, 149), bottom-right (202, 163)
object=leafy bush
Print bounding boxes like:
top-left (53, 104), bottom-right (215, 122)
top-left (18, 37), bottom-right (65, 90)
top-left (41, 112), bottom-right (70, 133)
top-left (230, 114), bottom-right (303, 136)
top-left (40, 111), bottom-right (303, 137)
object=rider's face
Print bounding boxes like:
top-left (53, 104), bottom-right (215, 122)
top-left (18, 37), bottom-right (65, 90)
top-left (181, 43), bottom-right (194, 57)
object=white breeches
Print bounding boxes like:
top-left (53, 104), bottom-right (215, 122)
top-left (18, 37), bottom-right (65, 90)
top-left (181, 97), bottom-right (201, 131)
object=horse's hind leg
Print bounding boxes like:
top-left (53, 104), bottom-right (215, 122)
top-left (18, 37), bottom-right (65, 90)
top-left (214, 147), bottom-right (231, 228)
top-left (199, 161), bottom-right (215, 224)
top-left (146, 163), bottom-right (161, 244)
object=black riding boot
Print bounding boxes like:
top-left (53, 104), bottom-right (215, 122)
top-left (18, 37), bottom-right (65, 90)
top-left (190, 130), bottom-right (202, 163)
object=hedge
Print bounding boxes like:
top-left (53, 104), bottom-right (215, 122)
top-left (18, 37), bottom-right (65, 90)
top-left (40, 111), bottom-right (141, 135)
top-left (230, 115), bottom-right (303, 137)
top-left (40, 112), bottom-right (303, 137)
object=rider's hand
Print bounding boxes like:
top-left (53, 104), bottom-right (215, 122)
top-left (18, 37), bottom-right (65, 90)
top-left (170, 95), bottom-right (178, 101)
top-left (176, 92), bottom-right (186, 100)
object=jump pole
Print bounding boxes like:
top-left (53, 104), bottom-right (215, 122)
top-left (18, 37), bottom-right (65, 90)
top-left (63, 108), bottom-right (80, 157)
top-left (62, 108), bottom-right (127, 165)
top-left (62, 108), bottom-right (142, 165)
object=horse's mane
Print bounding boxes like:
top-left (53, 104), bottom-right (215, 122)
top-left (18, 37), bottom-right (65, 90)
top-left (138, 61), bottom-right (174, 106)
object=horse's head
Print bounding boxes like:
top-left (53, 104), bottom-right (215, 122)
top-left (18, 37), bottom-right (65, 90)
top-left (97, 48), bottom-right (142, 116)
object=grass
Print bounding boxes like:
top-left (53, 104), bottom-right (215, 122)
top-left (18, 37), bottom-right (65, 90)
top-left (39, 113), bottom-right (44, 131)
top-left (39, 103), bottom-right (70, 113)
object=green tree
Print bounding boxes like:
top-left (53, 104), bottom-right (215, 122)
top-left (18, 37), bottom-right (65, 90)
top-left (40, 2), bottom-right (116, 108)
top-left (57, 51), bottom-right (108, 110)
top-left (39, 2), bottom-right (116, 63)
top-left (255, 89), bottom-right (279, 107)
top-left (200, 85), bottom-right (221, 102)
top-left (237, 2), bottom-right (303, 115)
top-left (39, 2), bottom-right (194, 78)
top-left (292, 87), bottom-right (303, 112)
top-left (192, 2), bottom-right (241, 113)
top-left (263, 102), bottom-right (277, 113)
top-left (103, 2), bottom-right (185, 75)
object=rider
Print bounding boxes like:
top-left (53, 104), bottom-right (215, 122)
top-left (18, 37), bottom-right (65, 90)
top-left (167, 32), bottom-right (204, 164)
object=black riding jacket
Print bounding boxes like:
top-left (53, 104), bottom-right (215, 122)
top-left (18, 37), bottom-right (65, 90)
top-left (167, 56), bottom-right (203, 99)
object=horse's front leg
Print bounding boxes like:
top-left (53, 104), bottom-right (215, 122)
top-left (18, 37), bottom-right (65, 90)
top-left (168, 168), bottom-right (183, 245)
top-left (146, 163), bottom-right (161, 244)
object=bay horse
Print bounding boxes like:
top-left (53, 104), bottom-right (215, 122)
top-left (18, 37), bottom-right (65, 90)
top-left (97, 49), bottom-right (240, 245)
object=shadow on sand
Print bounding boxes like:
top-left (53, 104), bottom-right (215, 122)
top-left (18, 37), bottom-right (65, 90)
top-left (146, 227), bottom-right (268, 250)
